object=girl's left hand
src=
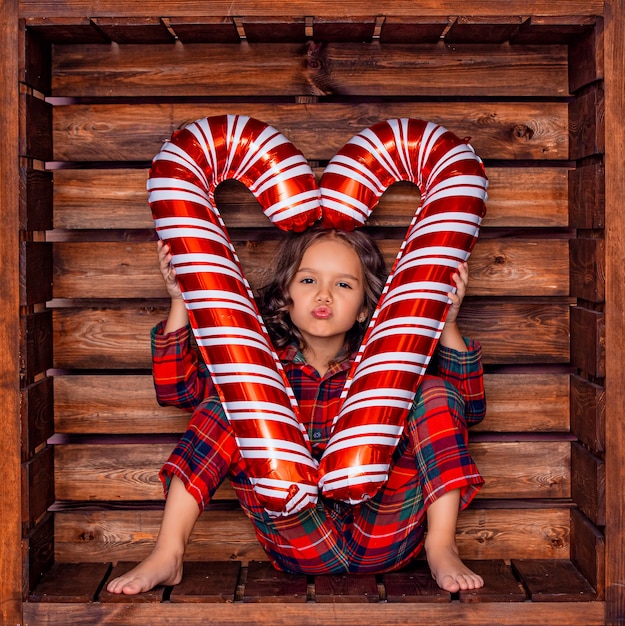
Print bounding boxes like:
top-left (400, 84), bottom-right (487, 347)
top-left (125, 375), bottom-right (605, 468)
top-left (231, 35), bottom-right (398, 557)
top-left (446, 262), bottom-right (469, 325)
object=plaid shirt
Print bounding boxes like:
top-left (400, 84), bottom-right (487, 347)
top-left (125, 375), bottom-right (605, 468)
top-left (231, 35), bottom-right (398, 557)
top-left (153, 321), bottom-right (485, 574)
top-left (151, 322), bottom-right (485, 455)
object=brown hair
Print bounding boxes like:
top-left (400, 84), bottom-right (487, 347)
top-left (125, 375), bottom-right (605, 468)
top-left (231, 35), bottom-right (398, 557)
top-left (257, 228), bottom-right (387, 357)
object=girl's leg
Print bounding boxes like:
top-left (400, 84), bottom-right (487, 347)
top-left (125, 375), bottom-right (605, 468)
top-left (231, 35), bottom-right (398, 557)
top-left (424, 488), bottom-right (483, 592)
top-left (106, 475), bottom-right (200, 594)
top-left (107, 396), bottom-right (237, 595)
top-left (407, 376), bottom-right (485, 591)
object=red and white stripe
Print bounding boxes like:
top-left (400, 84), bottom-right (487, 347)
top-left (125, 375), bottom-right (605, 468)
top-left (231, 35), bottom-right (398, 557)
top-left (318, 118), bottom-right (488, 502)
top-left (148, 115), bottom-right (321, 516)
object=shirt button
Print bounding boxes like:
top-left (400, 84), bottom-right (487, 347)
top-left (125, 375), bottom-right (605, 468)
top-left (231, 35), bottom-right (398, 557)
top-left (312, 430), bottom-right (322, 440)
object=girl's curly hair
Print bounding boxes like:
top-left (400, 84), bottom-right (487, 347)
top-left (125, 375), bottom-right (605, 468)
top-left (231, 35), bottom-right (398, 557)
top-left (256, 228), bottom-right (387, 357)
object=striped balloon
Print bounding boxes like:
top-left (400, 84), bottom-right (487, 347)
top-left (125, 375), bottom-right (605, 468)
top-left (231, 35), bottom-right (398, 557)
top-left (148, 114), bottom-right (321, 516)
top-left (317, 118), bottom-right (488, 502)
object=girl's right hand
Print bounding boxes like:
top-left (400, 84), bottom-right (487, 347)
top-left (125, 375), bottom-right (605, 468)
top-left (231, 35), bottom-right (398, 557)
top-left (157, 240), bottom-right (183, 301)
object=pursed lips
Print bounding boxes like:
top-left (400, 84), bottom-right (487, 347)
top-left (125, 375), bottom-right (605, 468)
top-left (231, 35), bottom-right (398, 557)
top-left (312, 306), bottom-right (332, 319)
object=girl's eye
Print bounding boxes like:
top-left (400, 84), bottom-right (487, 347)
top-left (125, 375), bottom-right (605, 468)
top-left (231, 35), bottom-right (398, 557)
top-left (337, 281), bottom-right (352, 289)
top-left (300, 277), bottom-right (315, 284)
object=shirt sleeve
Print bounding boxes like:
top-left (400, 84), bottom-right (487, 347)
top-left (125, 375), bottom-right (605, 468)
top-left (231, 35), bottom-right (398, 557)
top-left (151, 321), bottom-right (215, 412)
top-left (436, 339), bottom-right (486, 426)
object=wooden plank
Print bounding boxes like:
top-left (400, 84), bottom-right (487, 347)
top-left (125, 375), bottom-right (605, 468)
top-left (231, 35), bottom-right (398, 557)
top-left (20, 24), bottom-right (52, 93)
top-left (569, 238), bottom-right (605, 303)
top-left (98, 562), bottom-right (166, 603)
top-left (50, 239), bottom-right (570, 299)
top-left (165, 17), bottom-right (239, 44)
top-left (22, 445), bottom-right (55, 532)
top-left (603, 1), bottom-right (625, 619)
top-left (569, 85), bottom-right (605, 160)
top-left (21, 600), bottom-right (608, 626)
top-left (23, 17), bottom-right (110, 44)
top-left (243, 560), bottom-right (307, 603)
top-left (51, 167), bottom-right (569, 231)
top-left (568, 21), bottom-right (604, 93)
top-left (571, 507), bottom-right (605, 598)
top-left (570, 375), bottom-right (605, 454)
top-left (17, 1), bottom-right (606, 19)
top-left (511, 15), bottom-right (595, 45)
top-left (3, 12), bottom-right (24, 624)
top-left (511, 559), bottom-right (597, 601)
top-left (53, 371), bottom-right (569, 435)
top-left (445, 16), bottom-right (525, 44)
top-left (570, 306), bottom-right (605, 377)
top-left (54, 374), bottom-right (189, 435)
top-left (21, 376), bottom-right (54, 458)
top-left (51, 102), bottom-right (569, 162)
top-left (378, 16), bottom-right (450, 44)
top-left (52, 307), bottom-right (161, 370)
top-left (169, 561), bottom-right (241, 603)
top-left (314, 572), bottom-right (379, 602)
top-left (20, 241), bottom-right (52, 306)
top-left (52, 506), bottom-right (572, 564)
top-left (23, 511), bottom-right (55, 597)
top-left (569, 163), bottom-right (604, 229)
top-left (50, 302), bottom-right (572, 369)
top-left (19, 167), bottom-right (53, 231)
top-left (471, 441), bottom-right (570, 500)
top-left (383, 560), bottom-right (450, 603)
top-left (21, 310), bottom-right (53, 383)
top-left (478, 372), bottom-right (569, 433)
top-left (52, 440), bottom-right (570, 501)
top-left (91, 17), bottom-right (175, 44)
top-left (458, 560), bottom-right (527, 602)
top-left (571, 442), bottom-right (605, 527)
top-left (20, 91), bottom-right (52, 160)
top-left (458, 301), bottom-right (571, 365)
top-left (51, 42), bottom-right (569, 97)
top-left (29, 561), bottom-right (111, 602)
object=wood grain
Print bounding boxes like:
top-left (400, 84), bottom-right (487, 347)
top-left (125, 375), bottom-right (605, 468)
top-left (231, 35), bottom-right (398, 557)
top-left (51, 42), bottom-right (569, 97)
top-left (52, 440), bottom-right (571, 501)
top-left (52, 371), bottom-right (570, 435)
top-left (52, 506), bottom-right (572, 564)
top-left (51, 167), bottom-right (569, 231)
top-left (50, 302), bottom-right (572, 369)
top-left (52, 102), bottom-right (568, 162)
top-left (51, 239), bottom-right (570, 299)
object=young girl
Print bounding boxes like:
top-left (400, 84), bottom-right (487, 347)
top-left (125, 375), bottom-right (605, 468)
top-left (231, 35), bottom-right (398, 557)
top-left (107, 228), bottom-right (486, 595)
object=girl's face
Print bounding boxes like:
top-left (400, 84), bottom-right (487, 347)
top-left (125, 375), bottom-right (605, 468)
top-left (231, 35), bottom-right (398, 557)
top-left (288, 237), bottom-right (367, 353)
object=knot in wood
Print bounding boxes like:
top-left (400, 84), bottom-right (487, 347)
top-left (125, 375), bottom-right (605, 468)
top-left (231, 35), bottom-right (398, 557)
top-left (512, 124), bottom-right (534, 141)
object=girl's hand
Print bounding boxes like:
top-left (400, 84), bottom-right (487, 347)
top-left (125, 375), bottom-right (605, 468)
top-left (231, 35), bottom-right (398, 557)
top-left (157, 240), bottom-right (183, 301)
top-left (445, 262), bottom-right (469, 325)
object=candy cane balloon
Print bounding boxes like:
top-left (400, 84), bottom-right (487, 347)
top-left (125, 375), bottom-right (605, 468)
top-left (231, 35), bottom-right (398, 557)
top-left (317, 118), bottom-right (488, 502)
top-left (147, 114), bottom-right (322, 516)
top-left (148, 114), bottom-right (487, 514)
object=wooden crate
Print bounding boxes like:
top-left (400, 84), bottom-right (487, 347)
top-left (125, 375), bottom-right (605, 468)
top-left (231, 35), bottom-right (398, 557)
top-left (2, 1), bottom-right (623, 625)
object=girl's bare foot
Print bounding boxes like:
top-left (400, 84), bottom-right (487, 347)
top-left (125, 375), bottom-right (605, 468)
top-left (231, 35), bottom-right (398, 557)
top-left (106, 548), bottom-right (183, 595)
top-left (424, 538), bottom-right (484, 593)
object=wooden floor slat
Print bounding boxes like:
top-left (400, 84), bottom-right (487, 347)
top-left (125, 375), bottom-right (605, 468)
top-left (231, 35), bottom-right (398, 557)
top-left (169, 561), bottom-right (241, 603)
top-left (29, 559), bottom-right (599, 607)
top-left (511, 559), bottom-right (597, 602)
top-left (98, 562), bottom-right (167, 603)
top-left (314, 572), bottom-right (380, 603)
top-left (459, 560), bottom-right (527, 603)
top-left (383, 561), bottom-right (451, 603)
top-left (29, 562), bottom-right (111, 602)
top-left (242, 560), bottom-right (308, 603)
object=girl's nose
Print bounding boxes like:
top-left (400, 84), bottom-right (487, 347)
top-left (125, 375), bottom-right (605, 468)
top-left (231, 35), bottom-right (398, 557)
top-left (316, 287), bottom-right (331, 302)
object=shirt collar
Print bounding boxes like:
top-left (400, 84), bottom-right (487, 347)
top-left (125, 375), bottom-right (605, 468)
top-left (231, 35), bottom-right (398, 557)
top-left (278, 344), bottom-right (353, 374)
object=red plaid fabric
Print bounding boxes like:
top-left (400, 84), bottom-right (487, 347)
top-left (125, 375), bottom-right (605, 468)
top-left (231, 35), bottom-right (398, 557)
top-left (154, 322), bottom-right (485, 574)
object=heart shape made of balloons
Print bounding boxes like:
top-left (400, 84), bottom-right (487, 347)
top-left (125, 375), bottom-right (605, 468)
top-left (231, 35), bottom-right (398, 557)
top-left (148, 114), bottom-right (488, 516)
